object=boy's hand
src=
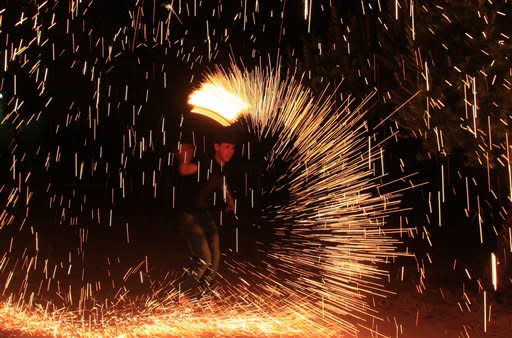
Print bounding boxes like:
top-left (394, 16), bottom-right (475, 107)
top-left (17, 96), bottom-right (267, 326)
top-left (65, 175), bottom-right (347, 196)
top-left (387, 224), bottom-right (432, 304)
top-left (178, 143), bottom-right (195, 163)
top-left (225, 190), bottom-right (235, 213)
top-left (177, 143), bottom-right (198, 176)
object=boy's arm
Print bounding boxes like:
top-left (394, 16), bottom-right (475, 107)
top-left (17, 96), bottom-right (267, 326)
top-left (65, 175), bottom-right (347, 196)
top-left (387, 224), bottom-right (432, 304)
top-left (177, 143), bottom-right (198, 176)
top-left (224, 187), bottom-right (235, 213)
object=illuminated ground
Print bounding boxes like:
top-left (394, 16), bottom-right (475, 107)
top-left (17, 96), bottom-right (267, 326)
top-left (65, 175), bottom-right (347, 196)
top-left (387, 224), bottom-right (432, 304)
top-left (1, 274), bottom-right (511, 338)
top-left (1, 215), bottom-right (511, 338)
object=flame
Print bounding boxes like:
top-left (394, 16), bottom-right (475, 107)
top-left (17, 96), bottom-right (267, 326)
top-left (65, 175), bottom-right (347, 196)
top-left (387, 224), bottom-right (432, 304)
top-left (187, 83), bottom-right (249, 127)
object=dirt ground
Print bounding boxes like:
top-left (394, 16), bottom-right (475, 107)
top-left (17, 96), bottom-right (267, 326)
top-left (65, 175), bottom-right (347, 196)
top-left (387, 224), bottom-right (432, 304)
top-left (1, 272), bottom-right (511, 337)
top-left (370, 284), bottom-right (511, 337)
top-left (363, 257), bottom-right (512, 338)
top-left (1, 212), bottom-right (510, 337)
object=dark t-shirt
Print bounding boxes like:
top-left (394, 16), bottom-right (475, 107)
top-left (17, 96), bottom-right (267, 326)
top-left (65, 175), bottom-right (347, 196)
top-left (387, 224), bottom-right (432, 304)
top-left (175, 154), bottom-right (233, 212)
top-left (175, 114), bottom-right (235, 212)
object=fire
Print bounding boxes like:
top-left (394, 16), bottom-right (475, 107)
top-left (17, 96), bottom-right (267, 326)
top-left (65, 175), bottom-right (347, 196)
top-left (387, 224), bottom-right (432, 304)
top-left (187, 83), bottom-right (249, 127)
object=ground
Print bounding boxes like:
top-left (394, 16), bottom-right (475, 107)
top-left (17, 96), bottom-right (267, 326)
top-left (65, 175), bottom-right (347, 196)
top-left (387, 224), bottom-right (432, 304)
top-left (371, 255), bottom-right (512, 338)
top-left (1, 208), bottom-right (511, 337)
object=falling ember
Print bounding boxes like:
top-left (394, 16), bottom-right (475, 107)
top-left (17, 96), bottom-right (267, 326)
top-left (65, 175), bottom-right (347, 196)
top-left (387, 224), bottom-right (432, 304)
top-left (491, 252), bottom-right (498, 291)
top-left (483, 291), bottom-right (487, 333)
top-left (188, 83), bottom-right (250, 127)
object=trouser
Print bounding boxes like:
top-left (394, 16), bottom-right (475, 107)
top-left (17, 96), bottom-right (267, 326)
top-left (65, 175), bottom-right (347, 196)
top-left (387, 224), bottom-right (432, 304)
top-left (177, 210), bottom-right (220, 294)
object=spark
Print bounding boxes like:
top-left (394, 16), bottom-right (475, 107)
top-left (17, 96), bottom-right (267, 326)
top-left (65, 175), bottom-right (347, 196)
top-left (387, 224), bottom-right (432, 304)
top-left (491, 252), bottom-right (497, 291)
top-left (483, 290), bottom-right (487, 333)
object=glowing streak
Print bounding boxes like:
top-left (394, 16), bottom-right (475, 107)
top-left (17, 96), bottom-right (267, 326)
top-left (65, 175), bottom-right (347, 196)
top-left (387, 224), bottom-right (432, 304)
top-left (410, 0), bottom-right (415, 41)
top-left (491, 252), bottom-right (497, 291)
top-left (472, 76), bottom-right (478, 138)
top-left (507, 132), bottom-right (512, 202)
top-left (188, 83), bottom-right (249, 127)
top-left (509, 227), bottom-right (512, 253)
top-left (425, 61), bottom-right (429, 92)
top-left (478, 195), bottom-right (483, 243)
top-left (484, 291), bottom-right (487, 333)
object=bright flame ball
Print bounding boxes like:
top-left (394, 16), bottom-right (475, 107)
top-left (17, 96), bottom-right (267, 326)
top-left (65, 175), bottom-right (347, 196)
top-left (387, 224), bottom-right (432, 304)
top-left (188, 83), bottom-right (250, 126)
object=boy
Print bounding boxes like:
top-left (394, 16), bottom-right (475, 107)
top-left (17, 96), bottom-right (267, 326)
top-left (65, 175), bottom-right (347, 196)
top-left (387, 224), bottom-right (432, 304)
top-left (176, 132), bottom-right (236, 297)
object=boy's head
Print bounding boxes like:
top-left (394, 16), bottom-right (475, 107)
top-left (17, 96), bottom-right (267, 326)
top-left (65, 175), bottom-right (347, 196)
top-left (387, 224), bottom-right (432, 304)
top-left (212, 125), bottom-right (238, 164)
top-left (214, 142), bottom-right (235, 164)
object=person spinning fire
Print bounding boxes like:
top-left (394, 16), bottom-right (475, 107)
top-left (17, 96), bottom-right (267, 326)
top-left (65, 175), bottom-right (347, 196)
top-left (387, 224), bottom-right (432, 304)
top-left (175, 123), bottom-right (236, 299)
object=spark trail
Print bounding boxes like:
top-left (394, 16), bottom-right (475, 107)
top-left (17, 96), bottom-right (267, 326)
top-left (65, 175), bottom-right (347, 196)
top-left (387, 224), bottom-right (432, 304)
top-left (192, 64), bottom-right (406, 335)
